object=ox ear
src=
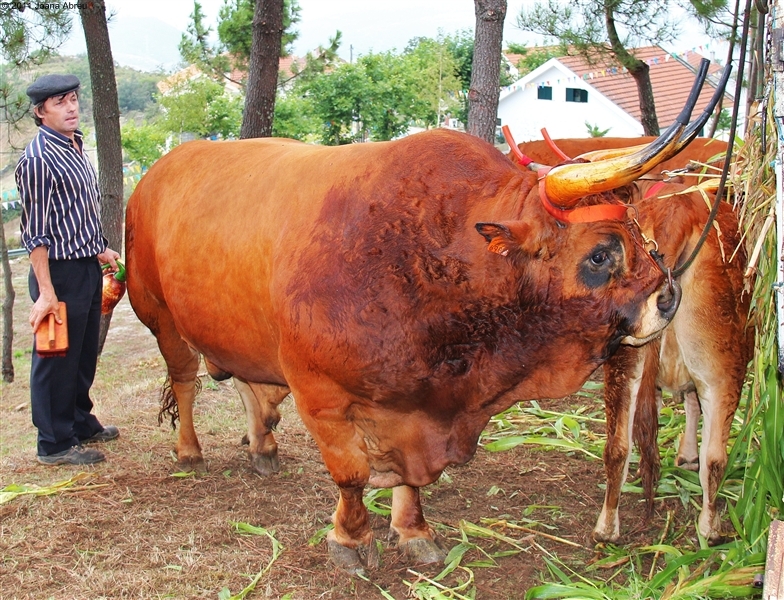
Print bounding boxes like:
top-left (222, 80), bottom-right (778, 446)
top-left (476, 222), bottom-right (527, 257)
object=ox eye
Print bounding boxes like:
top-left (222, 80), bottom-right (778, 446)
top-left (580, 239), bottom-right (622, 289)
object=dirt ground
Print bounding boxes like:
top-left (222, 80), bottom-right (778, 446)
top-left (0, 256), bottom-right (703, 599)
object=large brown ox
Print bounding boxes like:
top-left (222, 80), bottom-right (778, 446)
top-left (512, 135), bottom-right (751, 545)
top-left (125, 95), bottom-right (718, 570)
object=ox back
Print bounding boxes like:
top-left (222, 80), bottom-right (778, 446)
top-left (125, 129), bottom-right (678, 572)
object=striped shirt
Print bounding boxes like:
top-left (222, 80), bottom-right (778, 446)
top-left (16, 125), bottom-right (106, 259)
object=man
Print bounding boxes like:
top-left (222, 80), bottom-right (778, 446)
top-left (15, 73), bottom-right (121, 466)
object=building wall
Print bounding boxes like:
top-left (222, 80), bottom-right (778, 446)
top-left (497, 64), bottom-right (644, 142)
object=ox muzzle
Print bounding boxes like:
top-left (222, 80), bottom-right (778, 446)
top-left (622, 275), bottom-right (681, 347)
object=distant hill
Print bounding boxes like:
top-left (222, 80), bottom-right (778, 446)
top-left (60, 16), bottom-right (184, 73)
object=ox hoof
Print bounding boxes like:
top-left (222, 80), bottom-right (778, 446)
top-left (250, 452), bottom-right (280, 477)
top-left (175, 457), bottom-right (207, 474)
top-left (327, 538), bottom-right (380, 575)
top-left (707, 532), bottom-right (728, 547)
top-left (400, 538), bottom-right (446, 565)
top-left (592, 530), bottom-right (620, 544)
top-left (676, 457), bottom-right (700, 472)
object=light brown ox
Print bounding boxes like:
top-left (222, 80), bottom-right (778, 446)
top-left (514, 137), bottom-right (752, 545)
top-left (125, 125), bottom-right (694, 572)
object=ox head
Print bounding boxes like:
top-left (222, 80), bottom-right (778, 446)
top-left (475, 200), bottom-right (679, 352)
top-left (536, 60), bottom-right (730, 216)
top-left (474, 60), bottom-right (729, 355)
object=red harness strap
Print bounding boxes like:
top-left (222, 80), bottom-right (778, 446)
top-left (643, 180), bottom-right (667, 198)
top-left (502, 125), bottom-right (534, 166)
top-left (537, 167), bottom-right (630, 223)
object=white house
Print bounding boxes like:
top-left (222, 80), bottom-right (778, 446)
top-left (497, 58), bottom-right (644, 142)
top-left (498, 45), bottom-right (732, 143)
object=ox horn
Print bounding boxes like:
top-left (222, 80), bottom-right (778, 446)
top-left (573, 63), bottom-right (732, 164)
top-left (542, 59), bottom-right (720, 208)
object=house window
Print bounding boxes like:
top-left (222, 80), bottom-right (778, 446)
top-left (537, 86), bottom-right (552, 100)
top-left (566, 88), bottom-right (588, 103)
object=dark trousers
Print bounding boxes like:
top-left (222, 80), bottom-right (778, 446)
top-left (29, 258), bottom-right (103, 456)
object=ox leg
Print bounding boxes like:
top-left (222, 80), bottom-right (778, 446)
top-left (389, 485), bottom-right (445, 564)
top-left (168, 377), bottom-right (207, 473)
top-left (233, 379), bottom-right (288, 476)
top-left (292, 386), bottom-right (378, 573)
top-left (696, 386), bottom-right (739, 545)
top-left (594, 346), bottom-right (645, 543)
top-left (144, 309), bottom-right (205, 473)
top-left (676, 389), bottom-right (701, 471)
top-left (327, 485), bottom-right (379, 575)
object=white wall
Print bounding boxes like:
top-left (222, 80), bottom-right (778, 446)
top-left (497, 62), bottom-right (644, 142)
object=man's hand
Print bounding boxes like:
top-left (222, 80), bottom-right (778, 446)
top-left (98, 247), bottom-right (121, 272)
top-left (28, 246), bottom-right (59, 332)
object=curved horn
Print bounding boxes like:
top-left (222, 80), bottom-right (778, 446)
top-left (663, 62), bottom-right (732, 156)
top-left (543, 59), bottom-right (712, 207)
top-left (575, 64), bottom-right (731, 165)
top-left (570, 64), bottom-right (732, 165)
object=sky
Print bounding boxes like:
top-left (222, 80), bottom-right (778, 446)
top-left (101, 0), bottom-right (542, 59)
top-left (59, 0), bottom-right (716, 67)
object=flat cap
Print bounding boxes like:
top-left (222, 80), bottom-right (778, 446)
top-left (26, 74), bottom-right (80, 105)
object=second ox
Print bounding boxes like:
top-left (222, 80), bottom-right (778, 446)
top-left (125, 69), bottom-right (719, 572)
top-left (511, 128), bottom-right (752, 546)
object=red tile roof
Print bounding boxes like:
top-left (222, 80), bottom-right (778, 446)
top-left (553, 46), bottom-right (730, 129)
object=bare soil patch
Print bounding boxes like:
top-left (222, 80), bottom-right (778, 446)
top-left (0, 257), bottom-right (702, 599)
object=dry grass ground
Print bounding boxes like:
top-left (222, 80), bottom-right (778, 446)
top-left (0, 257), bottom-right (703, 599)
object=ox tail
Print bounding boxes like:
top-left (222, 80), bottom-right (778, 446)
top-left (157, 376), bottom-right (202, 430)
top-left (633, 342), bottom-right (662, 519)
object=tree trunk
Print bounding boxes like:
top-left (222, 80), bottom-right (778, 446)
top-left (0, 208), bottom-right (15, 383)
top-left (467, 0), bottom-right (507, 143)
top-left (628, 62), bottom-right (659, 135)
top-left (604, 1), bottom-right (659, 135)
top-left (241, 0), bottom-right (284, 139)
top-left (80, 1), bottom-right (123, 354)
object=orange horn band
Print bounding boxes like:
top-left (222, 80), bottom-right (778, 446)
top-left (542, 58), bottom-right (715, 208)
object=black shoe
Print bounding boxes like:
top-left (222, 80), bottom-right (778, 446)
top-left (82, 426), bottom-right (120, 444)
top-left (37, 445), bottom-right (105, 466)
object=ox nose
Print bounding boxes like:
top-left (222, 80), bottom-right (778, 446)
top-left (656, 277), bottom-right (682, 321)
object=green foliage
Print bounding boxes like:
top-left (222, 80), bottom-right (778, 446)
top-left (443, 29), bottom-right (474, 91)
top-left (714, 108), bottom-right (732, 135)
top-left (271, 94), bottom-right (319, 140)
top-left (303, 61), bottom-right (368, 144)
top-left (120, 121), bottom-right (166, 168)
top-left (116, 69), bottom-right (161, 113)
top-left (216, 0), bottom-right (301, 65)
top-left (0, 5), bottom-right (72, 66)
top-left (585, 121), bottom-right (611, 137)
top-left (443, 30), bottom-right (474, 125)
top-left (206, 92), bottom-right (244, 139)
top-left (516, 1), bottom-right (730, 62)
top-left (291, 40), bottom-right (464, 145)
top-left (156, 78), bottom-right (242, 139)
top-left (220, 522), bottom-right (283, 599)
top-left (0, 63), bottom-right (29, 126)
top-left (179, 0), bottom-right (302, 83)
